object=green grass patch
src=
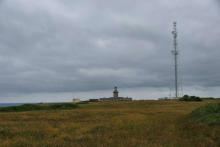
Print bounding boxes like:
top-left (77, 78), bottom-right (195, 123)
top-left (190, 102), bottom-right (220, 125)
top-left (0, 103), bottom-right (78, 112)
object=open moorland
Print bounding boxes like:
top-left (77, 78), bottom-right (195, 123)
top-left (0, 100), bottom-right (220, 147)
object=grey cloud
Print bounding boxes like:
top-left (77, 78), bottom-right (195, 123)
top-left (0, 0), bottom-right (220, 100)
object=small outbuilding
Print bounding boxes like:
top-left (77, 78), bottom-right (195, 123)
top-left (72, 98), bottom-right (80, 103)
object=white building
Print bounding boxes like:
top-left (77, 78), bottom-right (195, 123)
top-left (72, 98), bottom-right (80, 103)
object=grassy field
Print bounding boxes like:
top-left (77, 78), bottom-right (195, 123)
top-left (0, 100), bottom-right (220, 147)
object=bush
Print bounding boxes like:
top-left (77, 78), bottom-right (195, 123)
top-left (78, 101), bottom-right (89, 104)
top-left (50, 103), bottom-right (78, 109)
top-left (202, 97), bottom-right (216, 100)
top-left (179, 95), bottom-right (202, 102)
top-left (190, 103), bottom-right (220, 125)
top-left (0, 103), bottom-right (78, 112)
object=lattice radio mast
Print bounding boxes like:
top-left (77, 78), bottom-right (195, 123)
top-left (172, 22), bottom-right (179, 98)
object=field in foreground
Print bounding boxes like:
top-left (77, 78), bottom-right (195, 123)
top-left (0, 100), bottom-right (220, 147)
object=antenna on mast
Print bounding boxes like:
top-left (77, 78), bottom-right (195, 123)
top-left (172, 21), bottom-right (179, 98)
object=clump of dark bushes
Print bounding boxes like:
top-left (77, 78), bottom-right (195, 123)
top-left (0, 103), bottom-right (78, 112)
top-left (190, 103), bottom-right (220, 125)
top-left (179, 95), bottom-right (202, 102)
top-left (78, 101), bottom-right (89, 104)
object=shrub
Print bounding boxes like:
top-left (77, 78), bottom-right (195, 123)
top-left (0, 103), bottom-right (78, 112)
top-left (50, 103), bottom-right (78, 109)
top-left (179, 95), bottom-right (202, 102)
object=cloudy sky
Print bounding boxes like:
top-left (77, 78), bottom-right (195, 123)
top-left (0, 0), bottom-right (220, 102)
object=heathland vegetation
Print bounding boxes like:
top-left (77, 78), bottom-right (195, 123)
top-left (0, 100), bottom-right (220, 146)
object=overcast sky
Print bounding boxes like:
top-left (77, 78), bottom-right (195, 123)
top-left (0, 0), bottom-right (220, 102)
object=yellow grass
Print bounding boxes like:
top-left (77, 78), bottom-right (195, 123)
top-left (0, 100), bottom-right (220, 147)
